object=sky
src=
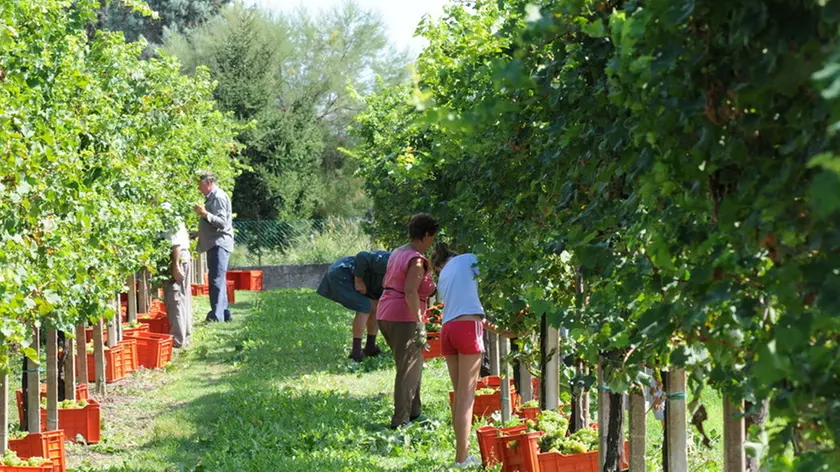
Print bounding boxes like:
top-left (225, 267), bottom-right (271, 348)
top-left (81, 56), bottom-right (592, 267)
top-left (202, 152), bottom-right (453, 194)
top-left (244, 0), bottom-right (450, 54)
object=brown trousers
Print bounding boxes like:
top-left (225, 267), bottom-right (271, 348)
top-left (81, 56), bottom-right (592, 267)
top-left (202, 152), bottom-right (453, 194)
top-left (379, 320), bottom-right (423, 427)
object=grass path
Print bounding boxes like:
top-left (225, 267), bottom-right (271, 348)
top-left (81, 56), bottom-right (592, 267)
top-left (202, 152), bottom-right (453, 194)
top-left (69, 290), bottom-right (460, 471)
top-left (66, 289), bottom-right (725, 471)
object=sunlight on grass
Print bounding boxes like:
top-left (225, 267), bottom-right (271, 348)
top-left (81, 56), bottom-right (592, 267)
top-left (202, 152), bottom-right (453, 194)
top-left (68, 290), bottom-right (729, 472)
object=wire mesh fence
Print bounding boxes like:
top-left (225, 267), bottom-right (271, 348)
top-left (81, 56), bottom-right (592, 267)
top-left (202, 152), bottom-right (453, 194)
top-left (230, 217), bottom-right (373, 267)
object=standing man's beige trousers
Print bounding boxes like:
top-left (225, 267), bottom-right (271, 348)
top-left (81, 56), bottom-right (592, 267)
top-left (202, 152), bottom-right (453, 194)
top-left (165, 252), bottom-right (193, 348)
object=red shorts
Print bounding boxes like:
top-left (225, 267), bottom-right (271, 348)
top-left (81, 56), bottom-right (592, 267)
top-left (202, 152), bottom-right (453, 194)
top-left (441, 320), bottom-right (485, 356)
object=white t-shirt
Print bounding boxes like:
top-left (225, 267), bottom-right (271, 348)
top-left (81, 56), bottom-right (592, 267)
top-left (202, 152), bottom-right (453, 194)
top-left (438, 254), bottom-right (485, 324)
top-left (163, 222), bottom-right (190, 251)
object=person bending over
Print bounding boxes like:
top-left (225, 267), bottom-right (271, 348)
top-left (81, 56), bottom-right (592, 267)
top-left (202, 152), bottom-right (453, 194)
top-left (317, 250), bottom-right (391, 362)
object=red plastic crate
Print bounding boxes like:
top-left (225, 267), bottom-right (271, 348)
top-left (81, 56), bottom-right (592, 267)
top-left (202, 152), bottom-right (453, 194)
top-left (8, 431), bottom-right (66, 472)
top-left (226, 271), bottom-right (246, 290)
top-left (422, 333), bottom-right (442, 360)
top-left (537, 441), bottom-right (629, 472)
top-left (240, 271), bottom-right (263, 291)
top-left (477, 425), bottom-right (527, 468)
top-left (15, 385), bottom-right (88, 427)
top-left (477, 376), bottom-right (516, 390)
top-left (449, 389), bottom-right (521, 419)
top-left (227, 279), bottom-right (235, 304)
top-left (150, 299), bottom-right (165, 313)
top-left (122, 323), bottom-right (150, 338)
top-left (138, 312), bottom-right (170, 335)
top-left (124, 332), bottom-right (173, 369)
top-left (84, 344), bottom-right (125, 383)
top-left (496, 431), bottom-right (544, 472)
top-left (84, 327), bottom-right (105, 344)
top-left (190, 284), bottom-right (209, 296)
top-left (0, 461), bottom-right (54, 472)
top-left (118, 338), bottom-right (138, 374)
top-left (38, 399), bottom-right (101, 444)
top-left (516, 406), bottom-right (540, 422)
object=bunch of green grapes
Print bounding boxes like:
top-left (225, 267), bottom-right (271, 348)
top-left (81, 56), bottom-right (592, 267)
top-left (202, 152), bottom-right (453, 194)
top-left (57, 399), bottom-right (89, 409)
top-left (475, 387), bottom-right (498, 396)
top-left (569, 428), bottom-right (598, 451)
top-left (26, 457), bottom-right (49, 466)
top-left (536, 410), bottom-right (569, 437)
top-left (542, 428), bottom-right (600, 455)
top-left (1, 449), bottom-right (48, 467)
top-left (9, 429), bottom-right (29, 440)
top-left (536, 410), bottom-right (570, 452)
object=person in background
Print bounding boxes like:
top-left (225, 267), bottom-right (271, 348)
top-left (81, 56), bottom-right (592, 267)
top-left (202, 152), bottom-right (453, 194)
top-left (431, 241), bottom-right (513, 469)
top-left (317, 250), bottom-right (391, 362)
top-left (162, 218), bottom-right (192, 348)
top-left (192, 171), bottom-right (234, 323)
top-left (377, 213), bottom-right (439, 429)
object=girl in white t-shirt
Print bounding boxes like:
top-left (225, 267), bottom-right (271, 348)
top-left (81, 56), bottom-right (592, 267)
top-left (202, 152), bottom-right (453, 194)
top-left (431, 242), bottom-right (512, 469)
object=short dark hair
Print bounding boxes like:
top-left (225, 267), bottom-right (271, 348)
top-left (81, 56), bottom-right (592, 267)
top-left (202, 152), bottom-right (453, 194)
top-left (408, 213), bottom-right (439, 241)
top-left (199, 171), bottom-right (217, 184)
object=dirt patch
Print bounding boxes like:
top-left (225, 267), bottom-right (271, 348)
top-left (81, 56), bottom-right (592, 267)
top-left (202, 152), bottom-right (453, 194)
top-left (65, 361), bottom-right (178, 468)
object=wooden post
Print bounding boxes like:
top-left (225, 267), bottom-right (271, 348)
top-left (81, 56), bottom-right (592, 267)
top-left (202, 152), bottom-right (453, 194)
top-left (75, 323), bottom-right (88, 388)
top-left (630, 389), bottom-right (647, 472)
top-left (544, 325), bottom-right (560, 410)
top-left (26, 327), bottom-right (40, 433)
top-left (488, 332), bottom-right (500, 376)
top-left (46, 329), bottom-right (58, 431)
top-left (499, 337), bottom-right (512, 423)
top-left (724, 397), bottom-right (746, 472)
top-left (666, 368), bottom-right (688, 472)
top-left (127, 273), bottom-right (138, 323)
top-left (0, 373), bottom-right (7, 452)
top-left (598, 362), bottom-right (610, 471)
top-left (92, 319), bottom-right (106, 396)
top-left (519, 362), bottom-right (533, 403)
top-left (64, 333), bottom-right (76, 401)
top-left (138, 269), bottom-right (150, 314)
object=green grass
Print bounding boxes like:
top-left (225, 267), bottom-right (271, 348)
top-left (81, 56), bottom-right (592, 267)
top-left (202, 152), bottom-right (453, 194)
top-left (63, 289), bottom-right (726, 471)
top-left (68, 290), bottom-right (461, 471)
top-left (644, 388), bottom-right (724, 471)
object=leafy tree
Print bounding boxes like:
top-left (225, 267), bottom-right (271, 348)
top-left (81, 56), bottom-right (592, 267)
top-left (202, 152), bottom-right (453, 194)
top-left (0, 0), bottom-right (237, 373)
top-left (163, 1), bottom-right (411, 221)
top-left (103, 0), bottom-right (230, 48)
top-left (355, 0), bottom-right (840, 468)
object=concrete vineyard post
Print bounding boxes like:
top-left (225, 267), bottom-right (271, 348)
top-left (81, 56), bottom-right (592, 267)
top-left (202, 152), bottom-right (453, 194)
top-left (46, 329), bottom-right (59, 431)
top-left (26, 327), bottom-right (40, 433)
top-left (93, 319), bottom-right (106, 396)
top-left (499, 337), bottom-right (512, 423)
top-left (629, 389), bottom-right (647, 472)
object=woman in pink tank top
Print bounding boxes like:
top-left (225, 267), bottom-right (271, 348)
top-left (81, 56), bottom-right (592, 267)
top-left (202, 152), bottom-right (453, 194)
top-left (377, 213), bottom-right (439, 429)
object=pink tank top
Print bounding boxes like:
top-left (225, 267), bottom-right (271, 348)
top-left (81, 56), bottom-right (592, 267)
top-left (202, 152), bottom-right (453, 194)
top-left (376, 245), bottom-right (437, 322)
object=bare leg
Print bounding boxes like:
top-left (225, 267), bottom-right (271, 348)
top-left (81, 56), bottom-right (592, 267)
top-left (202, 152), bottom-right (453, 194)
top-left (363, 301), bottom-right (381, 356)
top-left (453, 353), bottom-right (482, 463)
top-left (366, 300), bottom-right (379, 336)
top-left (445, 355), bottom-right (459, 394)
top-left (350, 311), bottom-right (370, 361)
top-left (353, 312), bottom-right (368, 338)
